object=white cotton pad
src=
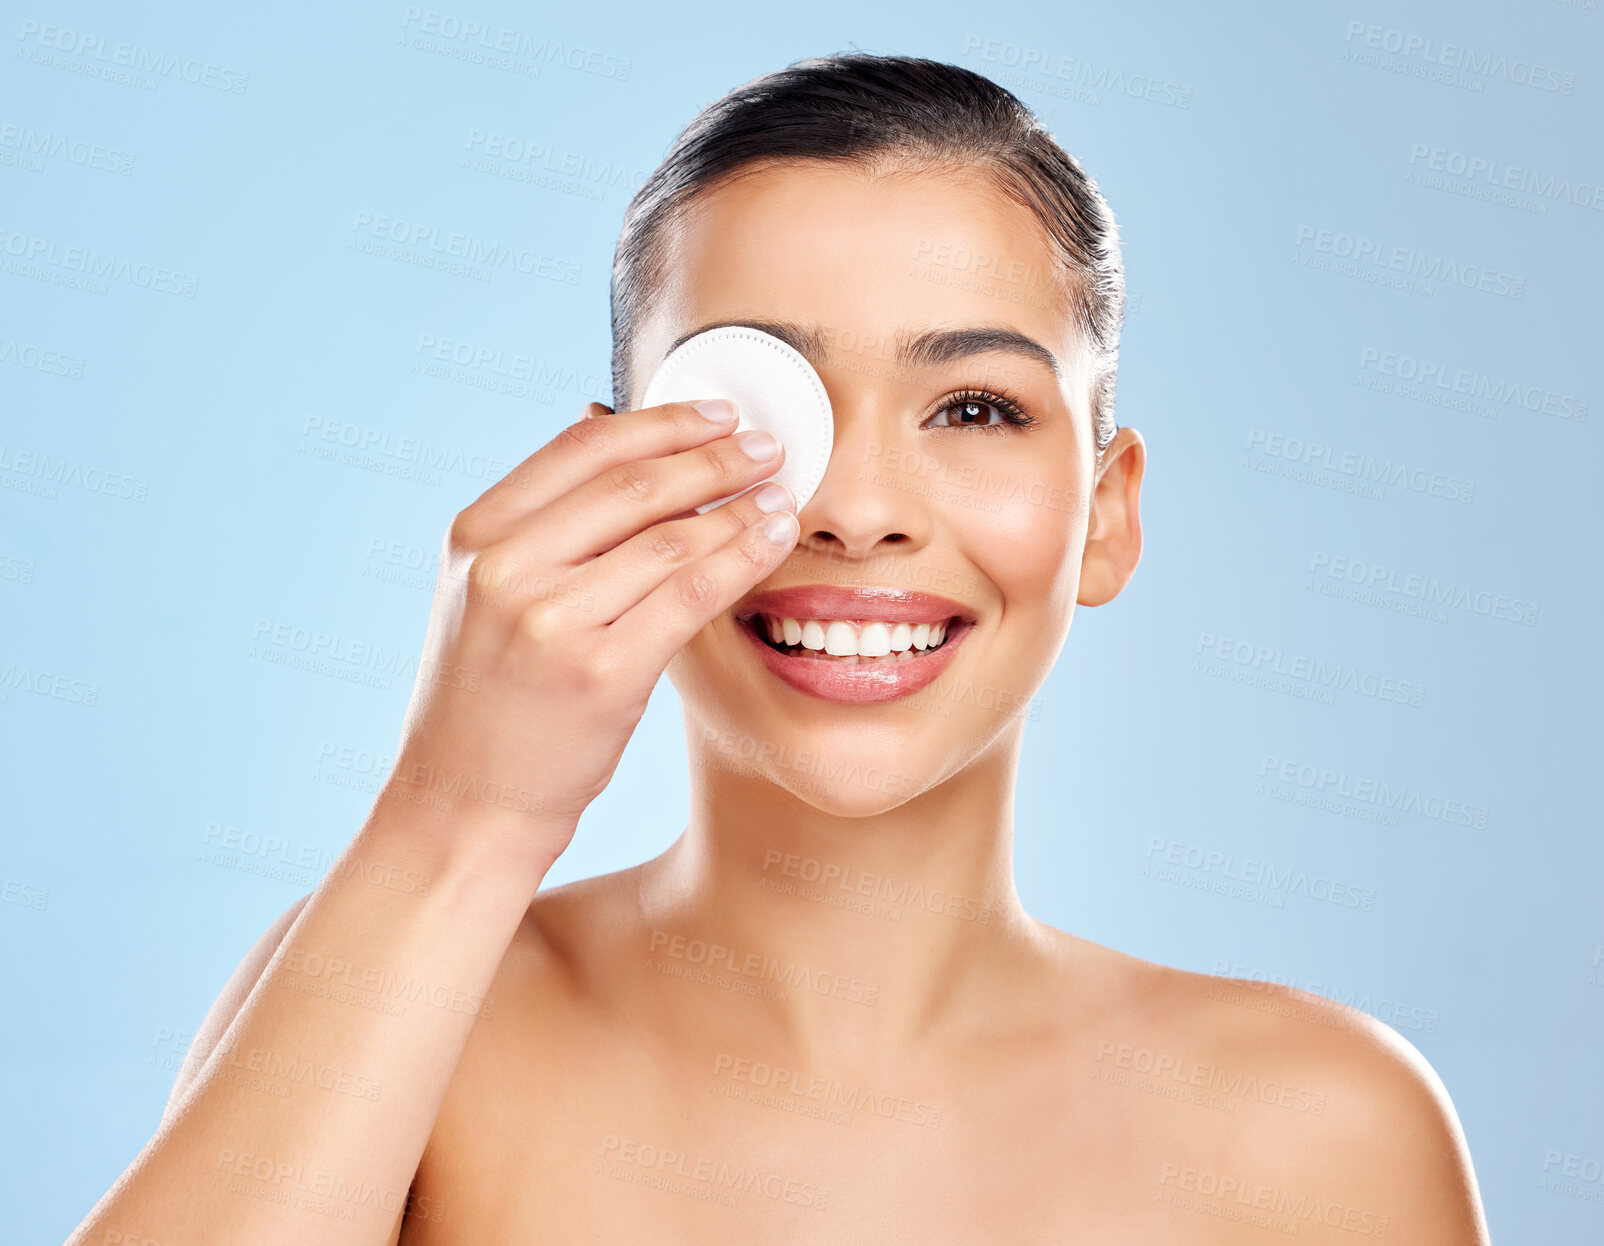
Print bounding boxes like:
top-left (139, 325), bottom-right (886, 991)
top-left (640, 325), bottom-right (834, 514)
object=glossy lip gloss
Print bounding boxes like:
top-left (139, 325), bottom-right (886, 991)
top-left (732, 585), bottom-right (978, 704)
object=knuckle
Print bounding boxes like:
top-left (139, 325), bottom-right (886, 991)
top-left (602, 462), bottom-right (656, 504)
top-left (467, 549), bottom-right (517, 599)
top-left (704, 444), bottom-right (741, 485)
top-left (555, 415), bottom-right (610, 457)
top-left (732, 530), bottom-right (772, 570)
top-left (716, 498), bottom-right (753, 534)
top-left (669, 400), bottom-right (718, 430)
top-left (516, 599), bottom-right (562, 647)
top-left (447, 507), bottom-right (486, 557)
top-left (561, 640), bottom-right (618, 699)
top-left (675, 566), bottom-right (719, 612)
top-left (646, 526), bottom-right (690, 564)
top-left (581, 642), bottom-right (622, 690)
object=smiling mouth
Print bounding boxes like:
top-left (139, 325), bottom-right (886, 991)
top-left (737, 612), bottom-right (968, 662)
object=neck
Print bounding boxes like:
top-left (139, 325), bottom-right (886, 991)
top-left (638, 712), bottom-right (1045, 1066)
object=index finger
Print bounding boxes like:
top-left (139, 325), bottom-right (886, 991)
top-left (464, 398), bottom-right (740, 534)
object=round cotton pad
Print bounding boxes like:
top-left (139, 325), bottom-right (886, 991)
top-left (640, 326), bottom-right (834, 514)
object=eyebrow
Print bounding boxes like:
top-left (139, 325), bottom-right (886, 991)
top-left (665, 318), bottom-right (1063, 381)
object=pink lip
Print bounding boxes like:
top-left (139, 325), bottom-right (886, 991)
top-left (736, 585), bottom-right (978, 626)
top-left (732, 585), bottom-right (977, 704)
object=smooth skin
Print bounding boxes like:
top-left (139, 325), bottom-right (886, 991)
top-left (69, 160), bottom-right (1490, 1245)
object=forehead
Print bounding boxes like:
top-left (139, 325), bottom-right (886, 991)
top-left (636, 160), bottom-right (1088, 391)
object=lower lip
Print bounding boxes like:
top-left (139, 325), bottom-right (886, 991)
top-left (735, 616), bottom-right (974, 703)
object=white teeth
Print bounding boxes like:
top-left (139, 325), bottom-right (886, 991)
top-left (756, 615), bottom-right (956, 659)
top-left (823, 621), bottom-right (857, 656)
top-left (858, 622), bottom-right (892, 657)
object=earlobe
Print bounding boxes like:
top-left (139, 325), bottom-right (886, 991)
top-left (1077, 427), bottom-right (1146, 607)
top-left (584, 402), bottom-right (616, 419)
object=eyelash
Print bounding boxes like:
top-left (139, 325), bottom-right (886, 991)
top-left (926, 387), bottom-right (1038, 434)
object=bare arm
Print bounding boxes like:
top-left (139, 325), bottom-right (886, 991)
top-left (70, 802), bottom-right (554, 1245)
top-left (64, 398), bottom-right (799, 1246)
top-left (161, 891), bottom-right (410, 1246)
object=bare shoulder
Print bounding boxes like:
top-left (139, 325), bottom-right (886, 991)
top-left (510, 864), bottom-right (646, 988)
top-left (452, 863), bottom-right (649, 1042)
top-left (1050, 937), bottom-right (1490, 1244)
top-left (415, 864), bottom-right (647, 1151)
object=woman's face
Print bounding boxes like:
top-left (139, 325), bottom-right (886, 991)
top-left (635, 159), bottom-right (1143, 816)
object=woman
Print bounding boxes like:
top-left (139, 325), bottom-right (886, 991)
top-left (69, 54), bottom-right (1489, 1244)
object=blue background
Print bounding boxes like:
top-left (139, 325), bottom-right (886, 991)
top-left (2, 1), bottom-right (1600, 1241)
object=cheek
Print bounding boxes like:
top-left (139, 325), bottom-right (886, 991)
top-left (970, 495), bottom-right (1084, 619)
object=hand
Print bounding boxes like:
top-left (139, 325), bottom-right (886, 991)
top-left (383, 398), bottom-right (798, 874)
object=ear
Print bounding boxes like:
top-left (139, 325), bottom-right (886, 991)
top-left (584, 402), bottom-right (616, 419)
top-left (1077, 426), bottom-right (1145, 607)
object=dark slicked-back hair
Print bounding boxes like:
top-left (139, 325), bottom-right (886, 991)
top-left (609, 52), bottom-right (1125, 457)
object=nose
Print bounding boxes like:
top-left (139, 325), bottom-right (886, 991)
top-left (794, 399), bottom-right (933, 564)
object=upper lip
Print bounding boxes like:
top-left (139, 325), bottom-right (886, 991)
top-left (735, 585), bottom-right (979, 626)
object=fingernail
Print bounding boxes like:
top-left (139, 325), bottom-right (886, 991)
top-left (737, 430), bottom-right (781, 461)
top-left (762, 511), bottom-right (800, 544)
top-left (693, 399), bottom-right (736, 422)
top-left (753, 482), bottom-right (794, 513)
